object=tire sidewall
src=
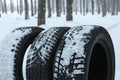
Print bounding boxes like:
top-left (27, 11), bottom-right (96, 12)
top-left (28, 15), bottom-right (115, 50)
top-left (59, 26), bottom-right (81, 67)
top-left (84, 27), bottom-right (115, 80)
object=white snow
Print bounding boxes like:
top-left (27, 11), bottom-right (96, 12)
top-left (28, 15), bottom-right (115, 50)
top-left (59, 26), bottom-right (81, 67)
top-left (0, 12), bottom-right (120, 80)
top-left (56, 26), bottom-right (96, 76)
top-left (0, 27), bottom-right (32, 80)
top-left (26, 28), bottom-right (60, 67)
top-left (61, 26), bottom-right (94, 70)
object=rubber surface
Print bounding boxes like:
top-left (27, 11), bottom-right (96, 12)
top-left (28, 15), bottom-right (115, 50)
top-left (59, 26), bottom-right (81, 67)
top-left (0, 27), bottom-right (44, 80)
top-left (26, 27), bottom-right (70, 80)
top-left (53, 25), bottom-right (115, 80)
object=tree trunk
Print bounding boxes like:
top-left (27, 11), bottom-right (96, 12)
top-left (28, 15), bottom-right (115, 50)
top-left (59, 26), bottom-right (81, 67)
top-left (80, 0), bottom-right (82, 14)
top-left (119, 0), bottom-right (120, 12)
top-left (102, 0), bottom-right (107, 17)
top-left (75, 0), bottom-right (78, 15)
top-left (62, 0), bottom-right (65, 15)
top-left (0, 0), bottom-right (2, 17)
top-left (20, 0), bottom-right (23, 15)
top-left (38, 0), bottom-right (46, 26)
top-left (86, 0), bottom-right (89, 14)
top-left (107, 0), bottom-right (110, 13)
top-left (111, 0), bottom-right (116, 15)
top-left (31, 0), bottom-right (34, 16)
top-left (17, 0), bottom-right (19, 14)
top-left (116, 0), bottom-right (119, 15)
top-left (10, 0), bottom-right (14, 13)
top-left (66, 0), bottom-right (73, 21)
top-left (4, 0), bottom-right (7, 14)
top-left (24, 0), bottom-right (29, 19)
top-left (34, 0), bottom-right (37, 15)
top-left (47, 0), bottom-right (52, 17)
top-left (97, 0), bottom-right (100, 14)
top-left (56, 0), bottom-right (62, 17)
top-left (83, 0), bottom-right (85, 15)
top-left (91, 0), bottom-right (94, 15)
top-left (52, 0), bottom-right (55, 13)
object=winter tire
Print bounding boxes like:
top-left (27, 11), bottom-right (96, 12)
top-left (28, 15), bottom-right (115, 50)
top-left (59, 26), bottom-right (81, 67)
top-left (53, 25), bottom-right (115, 80)
top-left (25, 27), bottom-right (70, 80)
top-left (0, 27), bottom-right (44, 80)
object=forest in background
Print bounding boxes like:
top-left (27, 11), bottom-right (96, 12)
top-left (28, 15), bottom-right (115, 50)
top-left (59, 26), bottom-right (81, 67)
top-left (0, 0), bottom-right (120, 26)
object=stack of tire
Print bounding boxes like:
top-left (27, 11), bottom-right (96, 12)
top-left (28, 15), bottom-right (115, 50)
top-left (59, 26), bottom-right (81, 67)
top-left (0, 25), bottom-right (115, 80)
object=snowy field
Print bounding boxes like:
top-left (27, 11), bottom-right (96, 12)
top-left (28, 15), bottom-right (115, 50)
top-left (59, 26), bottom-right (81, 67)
top-left (0, 12), bottom-right (120, 80)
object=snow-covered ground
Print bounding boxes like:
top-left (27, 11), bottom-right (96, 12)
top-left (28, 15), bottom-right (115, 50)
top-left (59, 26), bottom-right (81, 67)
top-left (0, 12), bottom-right (120, 80)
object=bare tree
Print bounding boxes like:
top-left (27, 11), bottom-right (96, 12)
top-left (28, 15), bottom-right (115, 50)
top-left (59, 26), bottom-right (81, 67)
top-left (116, 0), bottom-right (119, 15)
top-left (80, 0), bottom-right (82, 14)
top-left (17, 0), bottom-right (19, 14)
top-left (56, 0), bottom-right (62, 17)
top-left (107, 0), bottom-right (111, 13)
top-left (61, 0), bottom-right (65, 15)
top-left (3, 0), bottom-right (7, 14)
top-left (38, 0), bottom-right (46, 26)
top-left (24, 0), bottom-right (29, 19)
top-left (111, 0), bottom-right (116, 15)
top-left (0, 0), bottom-right (2, 17)
top-left (86, 0), bottom-right (89, 14)
top-left (75, 0), bottom-right (78, 15)
top-left (34, 0), bottom-right (37, 14)
top-left (66, 0), bottom-right (73, 21)
top-left (47, 0), bottom-right (52, 17)
top-left (91, 0), bottom-right (94, 15)
top-left (119, 0), bottom-right (120, 12)
top-left (52, 0), bottom-right (55, 13)
top-left (96, 0), bottom-right (101, 14)
top-left (83, 0), bottom-right (85, 15)
top-left (10, 0), bottom-right (14, 13)
top-left (20, 0), bottom-right (23, 15)
top-left (31, 0), bottom-right (34, 16)
top-left (1, 0), bottom-right (5, 13)
top-left (102, 0), bottom-right (107, 17)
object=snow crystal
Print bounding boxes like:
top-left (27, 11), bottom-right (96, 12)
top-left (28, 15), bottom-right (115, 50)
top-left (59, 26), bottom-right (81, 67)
top-left (61, 25), bottom-right (96, 74)
top-left (26, 28), bottom-right (60, 66)
top-left (0, 28), bottom-right (32, 80)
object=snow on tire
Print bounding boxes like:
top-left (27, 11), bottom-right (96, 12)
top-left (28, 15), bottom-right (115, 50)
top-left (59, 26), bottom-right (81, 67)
top-left (53, 25), bottom-right (115, 80)
top-left (0, 27), bottom-right (44, 80)
top-left (25, 27), bottom-right (70, 80)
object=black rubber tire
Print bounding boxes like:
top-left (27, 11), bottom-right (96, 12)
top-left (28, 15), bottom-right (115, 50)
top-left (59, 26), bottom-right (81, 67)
top-left (25, 27), bottom-right (70, 80)
top-left (53, 25), bottom-right (115, 80)
top-left (0, 27), bottom-right (44, 80)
